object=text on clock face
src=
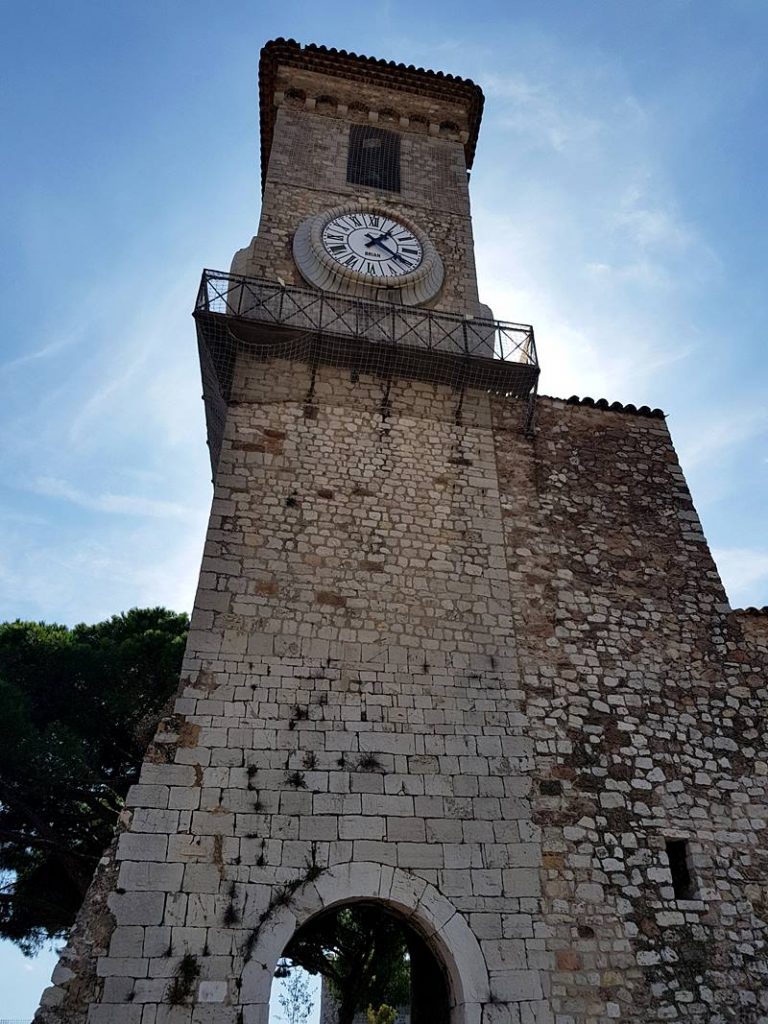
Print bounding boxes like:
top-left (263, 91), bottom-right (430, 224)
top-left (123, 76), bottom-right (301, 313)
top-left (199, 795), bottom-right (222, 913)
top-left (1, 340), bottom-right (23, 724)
top-left (321, 212), bottom-right (424, 277)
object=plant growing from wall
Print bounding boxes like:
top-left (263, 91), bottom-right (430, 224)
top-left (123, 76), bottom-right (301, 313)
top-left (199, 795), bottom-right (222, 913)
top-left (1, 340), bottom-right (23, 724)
top-left (167, 952), bottom-right (200, 1004)
top-left (357, 753), bottom-right (383, 772)
top-left (243, 844), bottom-right (325, 960)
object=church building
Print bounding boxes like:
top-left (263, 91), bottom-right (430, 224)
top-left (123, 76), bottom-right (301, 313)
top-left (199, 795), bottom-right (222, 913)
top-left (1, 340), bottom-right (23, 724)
top-left (37, 38), bottom-right (768, 1024)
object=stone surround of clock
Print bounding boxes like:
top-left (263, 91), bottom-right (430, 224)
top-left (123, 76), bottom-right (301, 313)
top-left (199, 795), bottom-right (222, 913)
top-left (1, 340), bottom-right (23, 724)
top-left (292, 201), bottom-right (445, 303)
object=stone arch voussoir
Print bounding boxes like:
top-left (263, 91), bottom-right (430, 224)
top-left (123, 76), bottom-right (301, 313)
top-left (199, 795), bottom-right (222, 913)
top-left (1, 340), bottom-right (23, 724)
top-left (240, 862), bottom-right (490, 1024)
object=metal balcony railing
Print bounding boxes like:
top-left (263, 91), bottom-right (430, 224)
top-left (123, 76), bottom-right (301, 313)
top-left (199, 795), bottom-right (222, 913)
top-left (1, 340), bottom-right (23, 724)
top-left (193, 270), bottom-right (540, 472)
top-left (195, 270), bottom-right (538, 370)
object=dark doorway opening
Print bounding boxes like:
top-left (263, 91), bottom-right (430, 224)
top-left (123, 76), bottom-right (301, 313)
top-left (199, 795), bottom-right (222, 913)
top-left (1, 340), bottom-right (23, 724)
top-left (666, 838), bottom-right (695, 900)
top-left (271, 900), bottom-right (450, 1024)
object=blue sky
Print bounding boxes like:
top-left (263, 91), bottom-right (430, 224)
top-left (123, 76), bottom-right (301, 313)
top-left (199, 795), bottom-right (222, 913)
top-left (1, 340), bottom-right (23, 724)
top-left (2, 0), bottom-right (768, 1016)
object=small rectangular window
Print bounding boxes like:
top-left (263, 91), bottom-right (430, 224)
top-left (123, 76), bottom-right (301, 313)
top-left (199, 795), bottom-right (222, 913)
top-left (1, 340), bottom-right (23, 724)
top-left (666, 838), bottom-right (695, 900)
top-left (347, 125), bottom-right (401, 192)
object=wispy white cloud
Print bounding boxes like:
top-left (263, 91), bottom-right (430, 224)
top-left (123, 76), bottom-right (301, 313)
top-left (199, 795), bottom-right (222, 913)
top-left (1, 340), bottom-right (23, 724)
top-left (712, 547), bottom-right (768, 607)
top-left (0, 515), bottom-right (206, 624)
top-left (470, 40), bottom-right (733, 429)
top-left (485, 72), bottom-right (603, 152)
top-left (613, 179), bottom-right (694, 253)
top-left (0, 331), bottom-right (81, 374)
top-left (675, 403), bottom-right (768, 470)
top-left (66, 351), bottom-right (150, 445)
top-left (30, 476), bottom-right (196, 521)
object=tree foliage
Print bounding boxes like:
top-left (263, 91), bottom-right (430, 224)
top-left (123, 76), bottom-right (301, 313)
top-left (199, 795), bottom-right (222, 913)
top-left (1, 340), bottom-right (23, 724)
top-left (0, 608), bottom-right (188, 952)
top-left (367, 1007), bottom-right (397, 1024)
top-left (283, 904), bottom-right (410, 1024)
top-left (278, 968), bottom-right (315, 1024)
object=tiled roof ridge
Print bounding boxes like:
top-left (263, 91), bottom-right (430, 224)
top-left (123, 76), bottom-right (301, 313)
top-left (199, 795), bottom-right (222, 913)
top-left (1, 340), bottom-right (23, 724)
top-left (258, 37), bottom-right (485, 190)
top-left (732, 606), bottom-right (768, 616)
top-left (540, 394), bottom-right (666, 419)
top-left (263, 36), bottom-right (483, 89)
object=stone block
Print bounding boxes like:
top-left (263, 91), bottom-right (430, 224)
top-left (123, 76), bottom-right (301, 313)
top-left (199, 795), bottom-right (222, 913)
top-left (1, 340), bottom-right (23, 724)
top-left (489, 968), bottom-right (543, 1002)
top-left (117, 834), bottom-right (168, 863)
top-left (482, 937), bottom-right (528, 970)
top-left (502, 868), bottom-right (541, 898)
top-left (109, 926), bottom-right (145, 958)
top-left (339, 816), bottom-right (385, 840)
top-left (87, 1007), bottom-right (143, 1024)
top-left (117, 861), bottom-right (184, 892)
top-left (96, 956), bottom-right (149, 978)
top-left (183, 864), bottom-right (224, 893)
top-left (108, 891), bottom-right (165, 926)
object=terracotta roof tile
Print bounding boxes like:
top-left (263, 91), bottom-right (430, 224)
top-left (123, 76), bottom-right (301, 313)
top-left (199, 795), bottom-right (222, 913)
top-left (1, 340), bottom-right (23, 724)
top-left (541, 395), bottom-right (666, 419)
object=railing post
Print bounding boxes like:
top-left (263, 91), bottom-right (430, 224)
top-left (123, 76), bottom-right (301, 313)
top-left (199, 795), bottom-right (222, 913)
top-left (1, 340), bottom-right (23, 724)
top-left (197, 272), bottom-right (209, 313)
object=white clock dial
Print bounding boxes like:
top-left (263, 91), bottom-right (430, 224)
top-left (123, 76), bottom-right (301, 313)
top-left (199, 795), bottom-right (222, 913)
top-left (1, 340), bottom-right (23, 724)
top-left (321, 212), bottom-right (424, 279)
top-left (293, 202), bottom-right (444, 304)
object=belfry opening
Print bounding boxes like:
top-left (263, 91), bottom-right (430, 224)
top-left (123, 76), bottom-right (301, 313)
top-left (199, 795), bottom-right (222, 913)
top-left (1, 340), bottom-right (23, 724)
top-left (269, 901), bottom-right (450, 1024)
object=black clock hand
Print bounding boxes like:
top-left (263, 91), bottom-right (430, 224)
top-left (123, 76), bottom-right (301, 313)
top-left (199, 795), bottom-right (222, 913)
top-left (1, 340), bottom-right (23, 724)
top-left (368, 239), bottom-right (411, 268)
top-left (366, 237), bottom-right (397, 256)
top-left (365, 236), bottom-right (413, 266)
top-left (364, 228), bottom-right (394, 248)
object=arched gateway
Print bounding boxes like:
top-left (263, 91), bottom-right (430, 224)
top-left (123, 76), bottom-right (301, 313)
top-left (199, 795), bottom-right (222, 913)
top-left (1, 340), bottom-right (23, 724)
top-left (244, 863), bottom-right (489, 1022)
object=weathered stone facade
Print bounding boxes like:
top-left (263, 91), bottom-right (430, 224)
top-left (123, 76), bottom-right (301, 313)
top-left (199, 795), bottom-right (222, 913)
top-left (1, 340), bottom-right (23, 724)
top-left (37, 38), bottom-right (767, 1024)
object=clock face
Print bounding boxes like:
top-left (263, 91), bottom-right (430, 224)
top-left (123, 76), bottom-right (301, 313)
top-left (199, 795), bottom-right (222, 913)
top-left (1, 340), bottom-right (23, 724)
top-left (321, 212), bottom-right (424, 279)
top-left (293, 202), bottom-right (444, 304)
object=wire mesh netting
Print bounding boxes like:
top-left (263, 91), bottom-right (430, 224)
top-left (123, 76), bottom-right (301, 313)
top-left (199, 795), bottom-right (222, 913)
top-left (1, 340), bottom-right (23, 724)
top-left (194, 270), bottom-right (540, 472)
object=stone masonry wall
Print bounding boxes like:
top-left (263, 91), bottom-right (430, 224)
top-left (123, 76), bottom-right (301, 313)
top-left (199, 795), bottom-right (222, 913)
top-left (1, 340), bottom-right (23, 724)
top-left (494, 398), bottom-right (768, 1022)
top-left (38, 364), bottom-right (546, 1024)
top-left (37, 375), bottom-right (767, 1024)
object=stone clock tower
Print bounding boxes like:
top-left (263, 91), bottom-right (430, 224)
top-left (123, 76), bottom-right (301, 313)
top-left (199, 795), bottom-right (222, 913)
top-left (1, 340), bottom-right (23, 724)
top-left (38, 38), bottom-right (768, 1024)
